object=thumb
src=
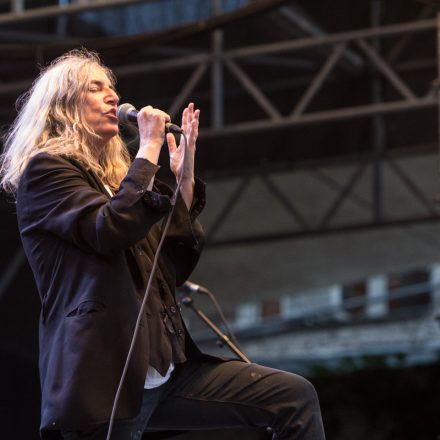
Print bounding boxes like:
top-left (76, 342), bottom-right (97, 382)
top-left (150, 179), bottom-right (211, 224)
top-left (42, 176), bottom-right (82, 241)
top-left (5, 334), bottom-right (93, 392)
top-left (166, 133), bottom-right (177, 155)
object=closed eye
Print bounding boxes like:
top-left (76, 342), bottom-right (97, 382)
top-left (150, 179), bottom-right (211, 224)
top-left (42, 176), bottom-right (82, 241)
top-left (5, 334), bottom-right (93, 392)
top-left (89, 80), bottom-right (103, 91)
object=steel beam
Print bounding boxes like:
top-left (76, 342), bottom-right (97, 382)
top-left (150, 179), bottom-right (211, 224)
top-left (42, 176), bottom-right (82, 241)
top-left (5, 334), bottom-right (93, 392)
top-left (291, 43), bottom-right (346, 117)
top-left (356, 38), bottom-right (417, 100)
top-left (206, 215), bottom-right (440, 248)
top-left (200, 97), bottom-right (437, 137)
top-left (113, 53), bottom-right (211, 77)
top-left (206, 176), bottom-right (251, 240)
top-left (386, 158), bottom-right (438, 215)
top-left (278, 4), bottom-right (363, 69)
top-left (371, 0), bottom-right (385, 223)
top-left (0, 12), bottom-right (436, 144)
top-left (202, 141), bottom-right (440, 247)
top-left (0, 0), bottom-right (150, 25)
top-left (226, 18), bottom-right (436, 59)
top-left (260, 173), bottom-right (310, 229)
top-left (167, 62), bottom-right (208, 119)
top-left (223, 56), bottom-right (282, 120)
top-left (318, 162), bottom-right (367, 229)
top-left (211, 0), bottom-right (224, 129)
top-left (386, 6), bottom-right (434, 63)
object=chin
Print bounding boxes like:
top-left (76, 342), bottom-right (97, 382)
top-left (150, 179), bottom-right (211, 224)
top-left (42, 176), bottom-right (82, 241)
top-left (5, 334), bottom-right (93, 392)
top-left (101, 129), bottom-right (119, 142)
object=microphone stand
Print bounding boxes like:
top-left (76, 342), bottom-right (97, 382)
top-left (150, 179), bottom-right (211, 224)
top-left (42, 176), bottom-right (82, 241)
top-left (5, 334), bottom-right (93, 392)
top-left (179, 293), bottom-right (251, 363)
top-left (180, 291), bottom-right (275, 438)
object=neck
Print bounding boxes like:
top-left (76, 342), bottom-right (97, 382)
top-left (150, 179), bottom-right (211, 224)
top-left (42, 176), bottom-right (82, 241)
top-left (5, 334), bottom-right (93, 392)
top-left (90, 137), bottom-right (106, 161)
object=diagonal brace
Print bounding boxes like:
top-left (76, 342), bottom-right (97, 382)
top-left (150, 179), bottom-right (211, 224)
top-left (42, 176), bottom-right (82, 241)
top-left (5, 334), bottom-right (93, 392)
top-left (356, 38), bottom-right (417, 101)
top-left (259, 172), bottom-right (310, 229)
top-left (167, 62), bottom-right (208, 119)
top-left (223, 56), bottom-right (282, 120)
top-left (206, 176), bottom-right (252, 240)
top-left (318, 162), bottom-right (367, 229)
top-left (386, 158), bottom-right (438, 215)
top-left (291, 43), bottom-right (346, 118)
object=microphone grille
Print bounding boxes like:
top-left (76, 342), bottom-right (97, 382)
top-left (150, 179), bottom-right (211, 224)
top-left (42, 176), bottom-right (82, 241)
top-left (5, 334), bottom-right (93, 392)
top-left (117, 103), bottom-right (136, 124)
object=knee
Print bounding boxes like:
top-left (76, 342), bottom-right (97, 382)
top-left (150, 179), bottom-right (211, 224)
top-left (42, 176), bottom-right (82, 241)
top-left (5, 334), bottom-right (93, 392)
top-left (282, 372), bottom-right (320, 408)
top-left (271, 373), bottom-right (325, 439)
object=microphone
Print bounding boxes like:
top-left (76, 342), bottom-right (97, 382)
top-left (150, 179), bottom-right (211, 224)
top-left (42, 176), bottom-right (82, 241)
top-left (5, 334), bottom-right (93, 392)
top-left (179, 281), bottom-right (210, 295)
top-left (117, 103), bottom-right (183, 134)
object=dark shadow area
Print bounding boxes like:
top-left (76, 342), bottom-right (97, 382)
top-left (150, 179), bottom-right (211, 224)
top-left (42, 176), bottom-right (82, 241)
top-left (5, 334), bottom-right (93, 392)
top-left (314, 360), bottom-right (440, 440)
top-left (1, 348), bottom-right (439, 439)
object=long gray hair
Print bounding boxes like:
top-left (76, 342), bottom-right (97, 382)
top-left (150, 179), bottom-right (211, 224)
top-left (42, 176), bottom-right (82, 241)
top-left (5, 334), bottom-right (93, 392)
top-left (0, 48), bottom-right (130, 194)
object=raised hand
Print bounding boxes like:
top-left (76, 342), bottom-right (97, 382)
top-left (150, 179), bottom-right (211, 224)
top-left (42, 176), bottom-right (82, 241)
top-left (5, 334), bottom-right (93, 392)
top-left (167, 102), bottom-right (200, 183)
top-left (167, 103), bottom-right (200, 209)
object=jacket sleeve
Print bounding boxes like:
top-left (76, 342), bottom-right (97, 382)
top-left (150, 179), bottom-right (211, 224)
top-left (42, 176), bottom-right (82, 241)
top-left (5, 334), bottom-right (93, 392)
top-left (154, 178), bottom-right (206, 286)
top-left (17, 152), bottom-right (172, 256)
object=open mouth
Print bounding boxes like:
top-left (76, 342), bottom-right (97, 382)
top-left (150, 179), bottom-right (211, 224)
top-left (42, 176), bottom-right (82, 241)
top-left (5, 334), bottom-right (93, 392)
top-left (105, 111), bottom-right (118, 121)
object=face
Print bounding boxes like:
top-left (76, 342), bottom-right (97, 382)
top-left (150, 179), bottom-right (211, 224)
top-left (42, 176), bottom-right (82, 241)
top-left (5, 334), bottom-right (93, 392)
top-left (81, 65), bottom-right (120, 146)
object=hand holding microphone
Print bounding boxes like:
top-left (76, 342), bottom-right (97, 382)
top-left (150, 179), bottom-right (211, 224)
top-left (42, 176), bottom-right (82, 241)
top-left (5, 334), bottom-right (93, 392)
top-left (117, 103), bottom-right (179, 165)
top-left (118, 102), bottom-right (200, 206)
top-left (117, 103), bottom-right (183, 134)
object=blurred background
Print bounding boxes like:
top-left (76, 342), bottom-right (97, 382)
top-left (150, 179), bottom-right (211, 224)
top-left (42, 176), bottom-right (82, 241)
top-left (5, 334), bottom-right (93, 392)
top-left (1, 0), bottom-right (440, 438)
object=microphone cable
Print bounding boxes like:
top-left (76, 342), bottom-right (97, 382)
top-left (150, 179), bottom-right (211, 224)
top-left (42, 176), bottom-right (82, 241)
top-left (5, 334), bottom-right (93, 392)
top-left (106, 130), bottom-right (188, 440)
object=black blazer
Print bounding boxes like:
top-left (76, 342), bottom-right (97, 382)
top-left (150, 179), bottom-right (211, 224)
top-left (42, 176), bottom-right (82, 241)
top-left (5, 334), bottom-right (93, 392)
top-left (16, 152), bottom-right (206, 436)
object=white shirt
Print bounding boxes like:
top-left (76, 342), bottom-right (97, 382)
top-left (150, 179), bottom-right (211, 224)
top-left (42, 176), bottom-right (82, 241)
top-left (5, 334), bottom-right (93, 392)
top-left (144, 363), bottom-right (174, 389)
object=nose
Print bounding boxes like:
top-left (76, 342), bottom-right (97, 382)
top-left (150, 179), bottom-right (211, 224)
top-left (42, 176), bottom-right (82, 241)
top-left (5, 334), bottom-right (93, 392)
top-left (106, 88), bottom-right (119, 105)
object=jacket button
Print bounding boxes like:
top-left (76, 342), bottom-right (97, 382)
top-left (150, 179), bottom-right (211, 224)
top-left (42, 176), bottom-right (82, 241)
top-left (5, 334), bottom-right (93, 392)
top-left (135, 184), bottom-right (145, 194)
top-left (143, 192), bottom-right (158, 207)
top-left (170, 305), bottom-right (177, 314)
top-left (177, 329), bottom-right (183, 336)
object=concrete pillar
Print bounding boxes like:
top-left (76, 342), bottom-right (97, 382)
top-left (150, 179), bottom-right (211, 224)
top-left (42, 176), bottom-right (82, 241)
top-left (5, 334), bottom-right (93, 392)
top-left (430, 263), bottom-right (440, 317)
top-left (235, 302), bottom-right (261, 328)
top-left (328, 284), bottom-right (347, 321)
top-left (366, 274), bottom-right (388, 318)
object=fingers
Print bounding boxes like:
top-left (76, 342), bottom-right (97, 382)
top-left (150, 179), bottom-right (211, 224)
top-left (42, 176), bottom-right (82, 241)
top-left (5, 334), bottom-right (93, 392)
top-left (181, 103), bottom-right (199, 134)
top-left (137, 105), bottom-right (171, 148)
top-left (188, 107), bottom-right (199, 144)
top-left (138, 105), bottom-right (170, 126)
top-left (181, 106), bottom-right (189, 132)
top-left (189, 115), bottom-right (199, 141)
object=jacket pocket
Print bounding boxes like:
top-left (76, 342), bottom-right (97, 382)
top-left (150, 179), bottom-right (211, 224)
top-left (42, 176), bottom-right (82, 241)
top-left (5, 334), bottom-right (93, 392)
top-left (66, 300), bottom-right (106, 318)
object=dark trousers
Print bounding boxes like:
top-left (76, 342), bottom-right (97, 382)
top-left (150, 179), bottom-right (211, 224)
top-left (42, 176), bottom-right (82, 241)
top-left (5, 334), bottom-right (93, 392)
top-left (61, 360), bottom-right (326, 440)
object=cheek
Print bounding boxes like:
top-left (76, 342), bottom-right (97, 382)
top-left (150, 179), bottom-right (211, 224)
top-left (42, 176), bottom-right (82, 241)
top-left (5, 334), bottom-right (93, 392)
top-left (83, 106), bottom-right (100, 125)
top-left (83, 96), bottom-right (99, 115)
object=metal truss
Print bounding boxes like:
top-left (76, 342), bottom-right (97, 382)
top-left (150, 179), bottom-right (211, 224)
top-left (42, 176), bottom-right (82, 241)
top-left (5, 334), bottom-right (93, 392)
top-left (1, 4), bottom-right (438, 130)
top-left (1, 0), bottom-right (439, 250)
top-left (203, 147), bottom-right (440, 247)
top-left (182, 16), bottom-right (437, 137)
top-left (77, 10), bottom-right (438, 136)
